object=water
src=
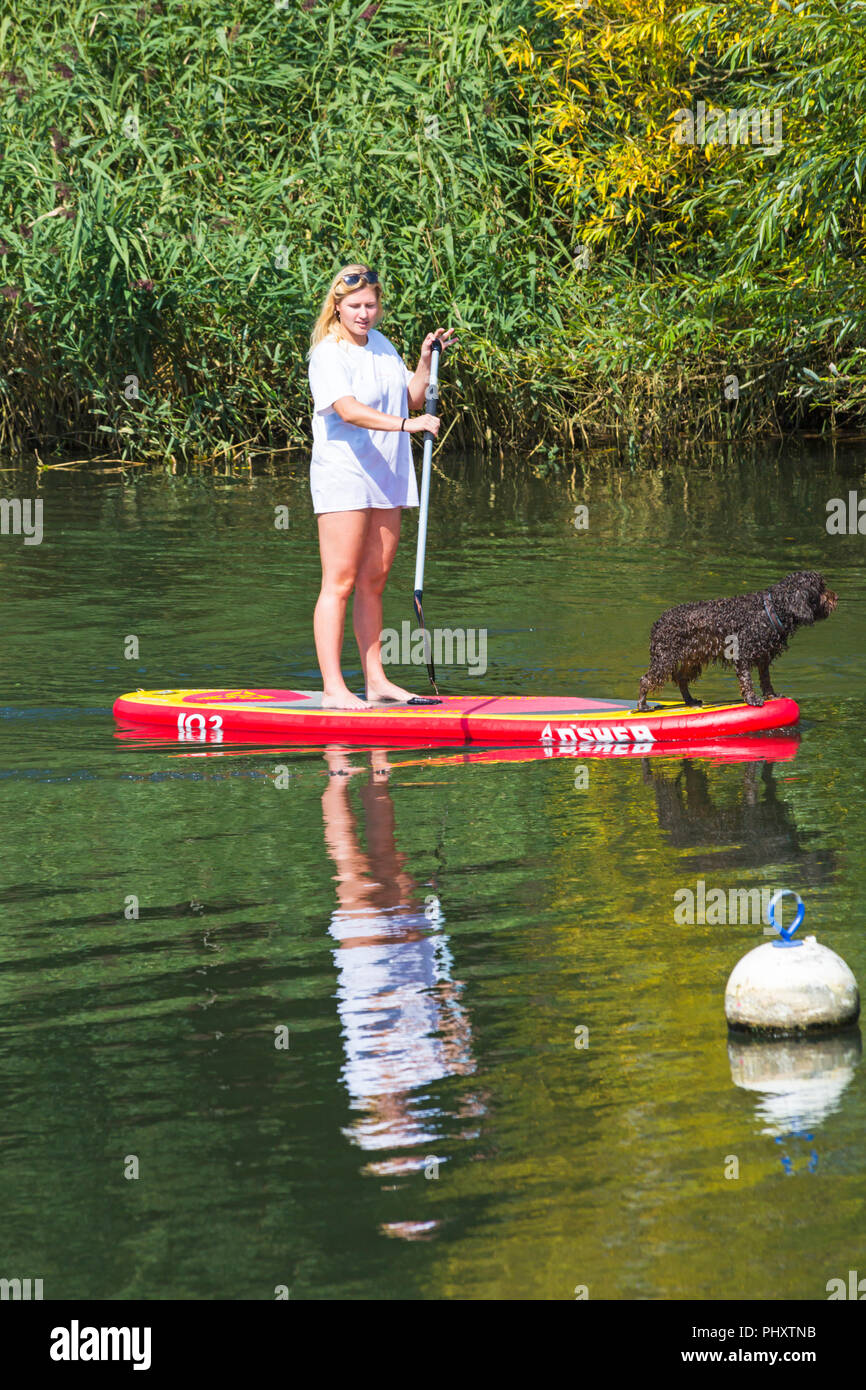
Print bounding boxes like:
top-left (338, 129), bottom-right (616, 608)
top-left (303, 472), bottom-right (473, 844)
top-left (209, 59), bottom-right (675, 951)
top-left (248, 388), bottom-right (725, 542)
top-left (1, 441), bottom-right (864, 1300)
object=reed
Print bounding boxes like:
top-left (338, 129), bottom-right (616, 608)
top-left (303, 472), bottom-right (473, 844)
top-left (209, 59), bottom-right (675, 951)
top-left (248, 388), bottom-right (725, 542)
top-left (0, 0), bottom-right (863, 466)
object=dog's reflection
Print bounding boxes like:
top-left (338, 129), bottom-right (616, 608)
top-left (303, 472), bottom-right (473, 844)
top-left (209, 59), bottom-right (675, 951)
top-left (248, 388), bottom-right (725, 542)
top-left (321, 746), bottom-right (479, 1205)
top-left (642, 756), bottom-right (835, 881)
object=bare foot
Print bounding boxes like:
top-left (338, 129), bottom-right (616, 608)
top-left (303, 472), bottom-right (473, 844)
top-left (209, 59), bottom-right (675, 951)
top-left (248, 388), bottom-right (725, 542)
top-left (322, 689), bottom-right (367, 710)
top-left (365, 680), bottom-right (415, 704)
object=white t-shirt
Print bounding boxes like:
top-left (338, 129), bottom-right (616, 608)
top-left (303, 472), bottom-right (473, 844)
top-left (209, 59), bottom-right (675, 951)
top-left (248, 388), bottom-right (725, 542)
top-left (308, 328), bottom-right (419, 514)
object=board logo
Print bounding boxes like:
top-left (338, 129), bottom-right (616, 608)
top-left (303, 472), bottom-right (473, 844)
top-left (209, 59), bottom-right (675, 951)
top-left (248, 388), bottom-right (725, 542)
top-left (177, 713), bottom-right (223, 741)
top-left (189, 690), bottom-right (267, 703)
top-left (540, 722), bottom-right (655, 745)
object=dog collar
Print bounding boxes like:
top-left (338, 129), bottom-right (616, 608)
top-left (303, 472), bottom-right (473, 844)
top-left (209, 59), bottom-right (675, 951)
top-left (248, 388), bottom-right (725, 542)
top-left (763, 593), bottom-right (785, 634)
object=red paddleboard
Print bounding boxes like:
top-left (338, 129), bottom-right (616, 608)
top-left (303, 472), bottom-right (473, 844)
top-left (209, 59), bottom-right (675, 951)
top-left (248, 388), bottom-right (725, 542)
top-left (112, 688), bottom-right (800, 746)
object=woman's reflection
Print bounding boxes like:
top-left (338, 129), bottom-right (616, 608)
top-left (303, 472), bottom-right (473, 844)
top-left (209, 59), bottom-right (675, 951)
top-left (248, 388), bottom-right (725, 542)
top-left (321, 746), bottom-right (478, 1187)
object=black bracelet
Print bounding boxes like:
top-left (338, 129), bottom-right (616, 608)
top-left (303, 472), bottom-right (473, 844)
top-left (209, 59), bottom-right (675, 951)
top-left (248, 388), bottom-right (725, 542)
top-left (400, 418), bottom-right (406, 431)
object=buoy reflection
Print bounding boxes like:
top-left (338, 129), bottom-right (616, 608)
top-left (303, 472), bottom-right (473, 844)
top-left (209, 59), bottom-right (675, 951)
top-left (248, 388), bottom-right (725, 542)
top-left (729, 1030), bottom-right (862, 1174)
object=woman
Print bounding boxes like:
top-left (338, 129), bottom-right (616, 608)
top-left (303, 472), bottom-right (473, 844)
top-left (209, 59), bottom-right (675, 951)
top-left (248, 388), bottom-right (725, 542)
top-left (307, 263), bottom-right (455, 709)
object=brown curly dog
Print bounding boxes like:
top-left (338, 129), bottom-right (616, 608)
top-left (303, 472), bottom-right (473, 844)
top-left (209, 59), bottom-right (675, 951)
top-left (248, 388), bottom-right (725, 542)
top-left (636, 570), bottom-right (837, 710)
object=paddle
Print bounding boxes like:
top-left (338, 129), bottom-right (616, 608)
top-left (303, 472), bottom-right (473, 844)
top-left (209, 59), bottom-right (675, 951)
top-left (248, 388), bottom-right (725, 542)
top-left (412, 337), bottom-right (442, 693)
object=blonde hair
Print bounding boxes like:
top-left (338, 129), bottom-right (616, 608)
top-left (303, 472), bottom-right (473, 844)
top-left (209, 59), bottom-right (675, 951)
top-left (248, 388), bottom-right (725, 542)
top-left (309, 263), bottom-right (383, 354)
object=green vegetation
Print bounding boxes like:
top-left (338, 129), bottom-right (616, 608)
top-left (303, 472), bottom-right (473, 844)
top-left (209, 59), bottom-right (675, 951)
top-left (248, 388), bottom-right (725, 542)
top-left (0, 0), bottom-right (864, 465)
top-left (508, 0), bottom-right (866, 445)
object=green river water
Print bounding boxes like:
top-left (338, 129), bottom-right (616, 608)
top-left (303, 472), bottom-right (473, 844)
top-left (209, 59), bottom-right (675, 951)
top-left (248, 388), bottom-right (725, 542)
top-left (1, 440), bottom-right (864, 1300)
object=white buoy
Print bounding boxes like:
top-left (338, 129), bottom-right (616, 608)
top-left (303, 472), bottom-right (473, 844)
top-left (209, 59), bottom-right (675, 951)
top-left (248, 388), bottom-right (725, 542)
top-left (725, 890), bottom-right (860, 1036)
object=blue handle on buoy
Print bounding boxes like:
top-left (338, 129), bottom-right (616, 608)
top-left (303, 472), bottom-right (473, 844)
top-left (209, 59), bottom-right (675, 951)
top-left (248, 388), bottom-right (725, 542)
top-left (766, 889), bottom-right (805, 948)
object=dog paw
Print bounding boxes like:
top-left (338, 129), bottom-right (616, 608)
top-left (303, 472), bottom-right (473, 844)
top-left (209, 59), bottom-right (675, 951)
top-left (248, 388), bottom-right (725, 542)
top-left (745, 695), bottom-right (764, 707)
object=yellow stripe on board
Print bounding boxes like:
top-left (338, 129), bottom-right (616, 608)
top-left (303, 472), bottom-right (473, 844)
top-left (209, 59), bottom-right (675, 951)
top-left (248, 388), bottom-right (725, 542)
top-left (119, 690), bottom-right (752, 720)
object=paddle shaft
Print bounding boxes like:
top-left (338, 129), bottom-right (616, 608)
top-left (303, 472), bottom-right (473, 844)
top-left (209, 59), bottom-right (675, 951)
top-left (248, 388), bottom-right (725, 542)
top-left (413, 339), bottom-right (442, 596)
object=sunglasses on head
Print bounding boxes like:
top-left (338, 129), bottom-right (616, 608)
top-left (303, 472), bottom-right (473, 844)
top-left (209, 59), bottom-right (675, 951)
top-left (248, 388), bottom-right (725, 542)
top-left (339, 269), bottom-right (379, 288)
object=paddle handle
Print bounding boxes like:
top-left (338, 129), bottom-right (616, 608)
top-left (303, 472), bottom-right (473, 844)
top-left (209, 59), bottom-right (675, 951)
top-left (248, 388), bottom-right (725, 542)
top-left (413, 339), bottom-right (442, 595)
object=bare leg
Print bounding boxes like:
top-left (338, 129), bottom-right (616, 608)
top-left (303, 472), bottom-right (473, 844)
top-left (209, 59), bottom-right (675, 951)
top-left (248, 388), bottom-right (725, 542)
top-left (353, 508), bottom-right (417, 702)
top-left (369, 748), bottom-right (393, 780)
top-left (314, 510), bottom-right (369, 709)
